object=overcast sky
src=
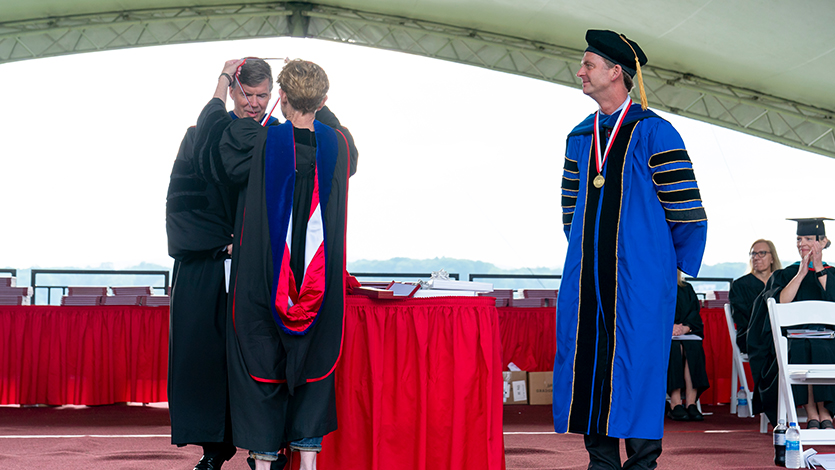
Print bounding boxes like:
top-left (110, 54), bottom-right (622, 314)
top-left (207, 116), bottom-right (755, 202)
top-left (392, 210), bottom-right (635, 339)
top-left (1, 37), bottom-right (833, 273)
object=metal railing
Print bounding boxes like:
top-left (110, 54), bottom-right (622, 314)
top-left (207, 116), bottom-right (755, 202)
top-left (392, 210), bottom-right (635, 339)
top-left (0, 268), bottom-right (16, 277)
top-left (468, 273), bottom-right (562, 290)
top-left (31, 269), bottom-right (170, 305)
top-left (469, 273), bottom-right (561, 282)
top-left (17, 268), bottom-right (733, 304)
top-left (351, 272), bottom-right (460, 281)
top-left (465, 274), bottom-right (733, 292)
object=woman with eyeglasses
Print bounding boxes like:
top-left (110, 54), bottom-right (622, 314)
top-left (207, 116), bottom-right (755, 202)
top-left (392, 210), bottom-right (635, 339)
top-left (766, 218), bottom-right (835, 429)
top-left (728, 239), bottom-right (781, 354)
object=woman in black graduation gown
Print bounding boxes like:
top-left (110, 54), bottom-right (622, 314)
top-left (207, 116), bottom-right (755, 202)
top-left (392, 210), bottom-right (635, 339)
top-left (192, 59), bottom-right (357, 470)
top-left (667, 271), bottom-right (711, 421)
top-left (729, 239), bottom-right (781, 354)
top-left (767, 218), bottom-right (835, 428)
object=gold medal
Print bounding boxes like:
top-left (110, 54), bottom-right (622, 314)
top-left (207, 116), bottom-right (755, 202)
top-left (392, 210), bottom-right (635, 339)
top-left (592, 98), bottom-right (630, 192)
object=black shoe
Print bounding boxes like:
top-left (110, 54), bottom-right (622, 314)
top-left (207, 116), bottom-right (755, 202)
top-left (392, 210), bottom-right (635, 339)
top-left (669, 404), bottom-right (689, 421)
top-left (246, 456), bottom-right (289, 470)
top-left (194, 455), bottom-right (228, 470)
top-left (194, 445), bottom-right (236, 470)
top-left (687, 404), bottom-right (704, 421)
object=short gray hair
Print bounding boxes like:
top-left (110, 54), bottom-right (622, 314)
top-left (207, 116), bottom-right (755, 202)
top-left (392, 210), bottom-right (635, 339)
top-left (235, 58), bottom-right (273, 90)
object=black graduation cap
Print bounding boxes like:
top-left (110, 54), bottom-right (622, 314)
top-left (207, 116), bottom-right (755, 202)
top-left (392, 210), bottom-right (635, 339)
top-left (585, 30), bottom-right (647, 78)
top-left (788, 217), bottom-right (832, 237)
top-left (584, 29), bottom-right (649, 110)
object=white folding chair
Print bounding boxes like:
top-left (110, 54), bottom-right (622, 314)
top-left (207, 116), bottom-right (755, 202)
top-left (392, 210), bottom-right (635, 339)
top-left (725, 303), bottom-right (754, 417)
top-left (767, 298), bottom-right (835, 448)
top-left (725, 303), bottom-right (769, 433)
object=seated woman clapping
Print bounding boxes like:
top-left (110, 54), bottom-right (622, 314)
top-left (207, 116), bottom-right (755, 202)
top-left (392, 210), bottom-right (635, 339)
top-left (768, 218), bottom-right (835, 429)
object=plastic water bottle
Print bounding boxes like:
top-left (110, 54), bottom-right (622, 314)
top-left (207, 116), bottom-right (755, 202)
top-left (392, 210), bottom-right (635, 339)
top-left (785, 421), bottom-right (802, 469)
top-left (774, 419), bottom-right (787, 467)
top-left (737, 386), bottom-right (751, 418)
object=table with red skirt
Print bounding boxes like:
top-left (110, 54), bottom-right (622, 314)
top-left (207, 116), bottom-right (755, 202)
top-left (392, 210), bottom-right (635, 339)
top-left (0, 301), bottom-right (744, 468)
top-left (495, 306), bottom-right (741, 406)
top-left (0, 296), bottom-right (505, 470)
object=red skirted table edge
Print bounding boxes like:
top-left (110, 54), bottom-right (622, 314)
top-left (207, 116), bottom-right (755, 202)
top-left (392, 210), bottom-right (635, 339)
top-left (497, 306), bottom-right (556, 372)
top-left (495, 306), bottom-right (743, 406)
top-left (700, 306), bottom-right (753, 406)
top-left (0, 306), bottom-right (168, 405)
top-left (319, 296), bottom-right (504, 470)
top-left (0, 296), bottom-right (505, 470)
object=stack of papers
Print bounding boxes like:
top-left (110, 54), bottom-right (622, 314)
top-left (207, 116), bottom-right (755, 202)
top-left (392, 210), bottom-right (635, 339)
top-left (521, 289), bottom-right (558, 299)
top-left (145, 295), bottom-right (170, 307)
top-left (111, 286), bottom-right (154, 296)
top-left (101, 295), bottom-right (144, 306)
top-left (479, 289), bottom-right (513, 307)
top-left (0, 285), bottom-right (32, 305)
top-left (414, 279), bottom-right (493, 298)
top-left (804, 448), bottom-right (835, 469)
top-left (1, 277), bottom-right (16, 287)
top-left (413, 289), bottom-right (477, 298)
top-left (427, 279), bottom-right (493, 293)
top-left (521, 289), bottom-right (558, 307)
top-left (702, 299), bottom-right (728, 309)
top-left (509, 298), bottom-right (548, 308)
top-left (61, 295), bottom-right (102, 306)
top-left (68, 286), bottom-right (108, 296)
top-left (0, 296), bottom-right (29, 305)
top-left (672, 334), bottom-right (702, 341)
top-left (0, 286), bottom-right (32, 297)
top-left (488, 289), bottom-right (513, 298)
top-left (788, 329), bottom-right (835, 339)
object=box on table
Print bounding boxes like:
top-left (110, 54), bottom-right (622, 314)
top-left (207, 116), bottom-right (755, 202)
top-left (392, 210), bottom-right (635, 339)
top-left (502, 371), bottom-right (528, 405)
top-left (527, 371), bottom-right (554, 405)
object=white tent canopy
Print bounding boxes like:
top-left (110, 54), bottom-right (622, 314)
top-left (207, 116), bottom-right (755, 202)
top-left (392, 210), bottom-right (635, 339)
top-left (2, 0), bottom-right (834, 158)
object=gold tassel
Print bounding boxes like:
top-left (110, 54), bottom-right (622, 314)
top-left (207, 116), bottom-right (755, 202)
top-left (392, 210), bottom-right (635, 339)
top-left (619, 35), bottom-right (648, 110)
top-left (634, 58), bottom-right (648, 110)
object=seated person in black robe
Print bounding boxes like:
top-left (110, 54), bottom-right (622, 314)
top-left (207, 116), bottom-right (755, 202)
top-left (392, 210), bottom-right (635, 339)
top-left (748, 218), bottom-right (835, 427)
top-left (729, 239), bottom-right (781, 354)
top-left (667, 272), bottom-right (710, 421)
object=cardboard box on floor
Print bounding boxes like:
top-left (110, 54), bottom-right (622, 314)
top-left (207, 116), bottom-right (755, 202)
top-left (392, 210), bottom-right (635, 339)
top-left (527, 371), bottom-right (553, 405)
top-left (502, 371), bottom-right (528, 405)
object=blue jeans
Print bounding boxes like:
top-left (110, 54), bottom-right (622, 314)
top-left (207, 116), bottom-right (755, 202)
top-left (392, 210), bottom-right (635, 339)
top-left (289, 437), bottom-right (323, 453)
top-left (250, 437), bottom-right (323, 461)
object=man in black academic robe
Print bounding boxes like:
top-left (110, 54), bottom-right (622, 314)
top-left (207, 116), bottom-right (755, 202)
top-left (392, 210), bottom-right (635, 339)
top-left (166, 58), bottom-right (278, 470)
top-left (190, 58), bottom-right (356, 470)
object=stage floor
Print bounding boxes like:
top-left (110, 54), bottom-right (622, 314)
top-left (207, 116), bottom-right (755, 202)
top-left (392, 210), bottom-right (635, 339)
top-left (0, 403), bottom-right (819, 469)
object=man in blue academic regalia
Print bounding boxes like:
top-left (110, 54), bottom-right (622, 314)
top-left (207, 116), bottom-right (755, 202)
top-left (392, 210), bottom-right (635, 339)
top-left (553, 29), bottom-right (708, 469)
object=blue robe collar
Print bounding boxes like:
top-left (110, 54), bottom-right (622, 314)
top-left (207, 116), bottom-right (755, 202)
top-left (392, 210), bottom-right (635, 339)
top-left (228, 110), bottom-right (279, 126)
top-left (568, 103), bottom-right (660, 137)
